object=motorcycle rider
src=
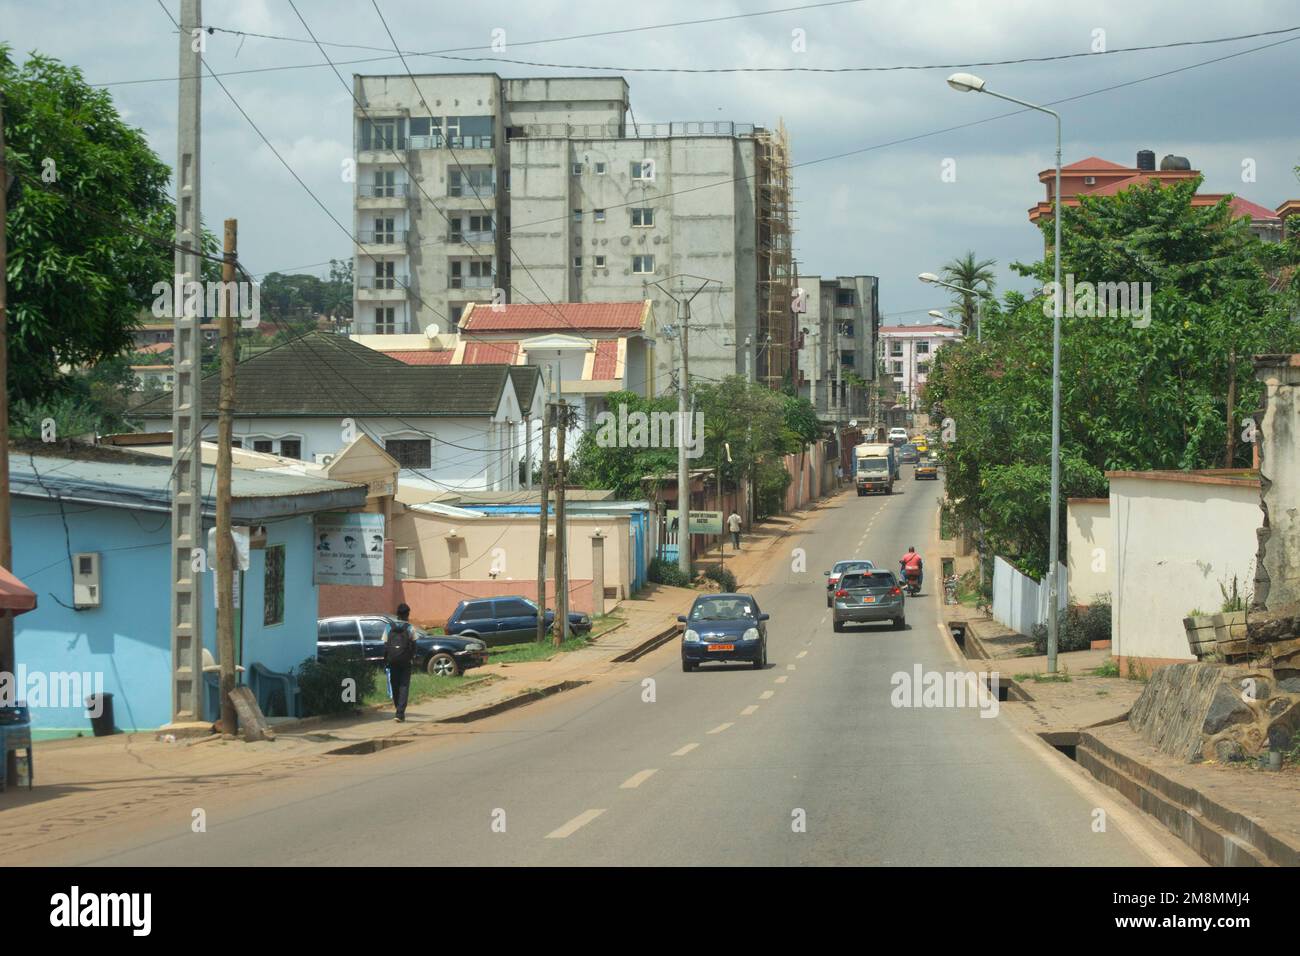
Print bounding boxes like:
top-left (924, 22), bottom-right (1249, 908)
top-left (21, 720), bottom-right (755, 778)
top-left (899, 547), bottom-right (924, 592)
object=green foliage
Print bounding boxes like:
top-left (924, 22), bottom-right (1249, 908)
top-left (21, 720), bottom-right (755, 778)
top-left (260, 260), bottom-right (353, 327)
top-left (296, 656), bottom-right (376, 717)
top-left (701, 565), bottom-right (737, 593)
top-left (927, 177), bottom-right (1300, 575)
top-left (1, 46), bottom-right (174, 406)
top-left (569, 391), bottom-right (679, 498)
top-left (1030, 600), bottom-right (1111, 655)
top-left (942, 250), bottom-right (997, 332)
top-left (1219, 575), bottom-right (1251, 613)
top-left (755, 458), bottom-right (792, 519)
top-left (649, 558), bottom-right (690, 588)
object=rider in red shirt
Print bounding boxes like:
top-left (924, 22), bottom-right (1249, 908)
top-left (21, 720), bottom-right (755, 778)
top-left (899, 547), bottom-right (923, 589)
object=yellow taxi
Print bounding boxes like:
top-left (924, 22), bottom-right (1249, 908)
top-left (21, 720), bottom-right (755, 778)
top-left (915, 453), bottom-right (940, 480)
top-left (912, 436), bottom-right (929, 455)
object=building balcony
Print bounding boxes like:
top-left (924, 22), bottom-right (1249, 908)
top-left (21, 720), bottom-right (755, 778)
top-left (357, 184), bottom-right (410, 209)
top-left (446, 230), bottom-right (496, 246)
top-left (449, 274), bottom-right (496, 290)
top-left (448, 182), bottom-right (495, 199)
top-left (356, 229), bottom-right (408, 254)
top-left (356, 276), bottom-right (409, 301)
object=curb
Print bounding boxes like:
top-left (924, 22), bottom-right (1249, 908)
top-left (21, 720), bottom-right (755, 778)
top-left (437, 679), bottom-right (590, 723)
top-left (612, 624), bottom-right (681, 663)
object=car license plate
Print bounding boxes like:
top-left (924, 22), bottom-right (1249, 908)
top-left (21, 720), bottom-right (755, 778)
top-left (707, 643), bottom-right (734, 652)
top-left (863, 596), bottom-right (875, 603)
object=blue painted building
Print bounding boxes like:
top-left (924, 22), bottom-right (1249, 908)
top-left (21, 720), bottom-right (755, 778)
top-left (10, 447), bottom-right (366, 736)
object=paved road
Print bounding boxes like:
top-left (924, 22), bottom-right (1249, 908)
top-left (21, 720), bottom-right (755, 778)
top-left (54, 473), bottom-right (1181, 865)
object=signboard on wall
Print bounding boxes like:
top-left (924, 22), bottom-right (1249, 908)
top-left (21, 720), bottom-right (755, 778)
top-left (314, 513), bottom-right (385, 587)
top-left (666, 510), bottom-right (724, 535)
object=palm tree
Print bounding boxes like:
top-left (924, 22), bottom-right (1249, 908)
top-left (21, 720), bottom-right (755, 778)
top-left (941, 252), bottom-right (997, 333)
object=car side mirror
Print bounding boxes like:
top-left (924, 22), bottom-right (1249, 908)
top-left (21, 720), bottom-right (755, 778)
top-left (677, 614), bottom-right (688, 623)
top-left (822, 571), bottom-right (829, 576)
top-left (758, 613), bottom-right (770, 622)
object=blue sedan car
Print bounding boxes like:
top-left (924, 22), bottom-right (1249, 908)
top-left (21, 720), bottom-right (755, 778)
top-left (679, 593), bottom-right (770, 672)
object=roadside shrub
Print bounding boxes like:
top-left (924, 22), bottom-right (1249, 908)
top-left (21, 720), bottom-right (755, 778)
top-left (649, 557), bottom-right (691, 588)
top-left (701, 565), bottom-right (737, 593)
top-left (297, 655), bottom-right (377, 717)
top-left (1029, 600), bottom-right (1110, 655)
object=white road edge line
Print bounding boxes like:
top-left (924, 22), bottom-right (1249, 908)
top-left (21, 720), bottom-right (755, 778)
top-left (620, 769), bottom-right (659, 789)
top-left (546, 808), bottom-right (606, 839)
top-left (671, 742), bottom-right (699, 756)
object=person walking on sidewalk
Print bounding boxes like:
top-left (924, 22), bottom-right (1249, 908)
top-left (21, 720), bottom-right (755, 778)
top-left (727, 510), bottom-right (743, 551)
top-left (384, 603), bottom-right (417, 722)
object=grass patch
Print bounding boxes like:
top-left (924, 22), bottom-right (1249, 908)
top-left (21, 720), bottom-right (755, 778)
top-left (489, 633), bottom-right (593, 665)
top-left (1092, 659), bottom-right (1120, 678)
top-left (1015, 645), bottom-right (1039, 658)
top-left (1029, 668), bottom-right (1072, 684)
top-left (1014, 673), bottom-right (1033, 682)
top-left (362, 671), bottom-right (497, 707)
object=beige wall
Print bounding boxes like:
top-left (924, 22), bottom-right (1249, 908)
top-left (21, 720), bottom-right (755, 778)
top-left (1110, 475), bottom-right (1260, 665)
top-left (1066, 499), bottom-right (1111, 606)
top-left (391, 506), bottom-right (633, 599)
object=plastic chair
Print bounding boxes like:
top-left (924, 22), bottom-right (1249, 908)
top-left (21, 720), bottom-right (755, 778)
top-left (247, 662), bottom-right (302, 718)
top-left (0, 706), bottom-right (33, 792)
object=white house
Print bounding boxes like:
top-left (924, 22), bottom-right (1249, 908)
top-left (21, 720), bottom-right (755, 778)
top-left (134, 332), bottom-right (544, 492)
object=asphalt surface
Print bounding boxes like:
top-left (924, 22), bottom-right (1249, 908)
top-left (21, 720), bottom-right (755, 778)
top-left (52, 472), bottom-right (1175, 866)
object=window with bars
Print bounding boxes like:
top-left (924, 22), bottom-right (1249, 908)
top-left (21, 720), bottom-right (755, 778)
top-left (385, 438), bottom-right (432, 469)
top-left (263, 545), bottom-right (285, 627)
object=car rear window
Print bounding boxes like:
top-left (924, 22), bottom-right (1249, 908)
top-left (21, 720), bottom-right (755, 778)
top-left (841, 571), bottom-right (896, 588)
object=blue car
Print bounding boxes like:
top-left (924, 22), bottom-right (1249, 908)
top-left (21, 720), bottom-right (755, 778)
top-left (678, 593), bottom-right (770, 672)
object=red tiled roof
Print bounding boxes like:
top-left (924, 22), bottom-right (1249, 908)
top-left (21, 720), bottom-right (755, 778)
top-left (134, 342), bottom-right (173, 355)
top-left (1061, 156), bottom-right (1133, 171)
top-left (462, 341), bottom-right (520, 364)
top-left (460, 301), bottom-right (646, 332)
top-left (879, 325), bottom-right (963, 335)
top-left (383, 349), bottom-right (454, 365)
top-left (1226, 195), bottom-right (1281, 222)
top-left (592, 340), bottom-right (620, 380)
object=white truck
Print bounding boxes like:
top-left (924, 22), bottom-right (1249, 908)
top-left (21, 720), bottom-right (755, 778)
top-left (853, 442), bottom-right (896, 495)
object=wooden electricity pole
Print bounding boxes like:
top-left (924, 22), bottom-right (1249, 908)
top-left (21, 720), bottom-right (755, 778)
top-left (0, 93), bottom-right (16, 784)
top-left (216, 219), bottom-right (238, 735)
top-left (534, 403), bottom-right (551, 643)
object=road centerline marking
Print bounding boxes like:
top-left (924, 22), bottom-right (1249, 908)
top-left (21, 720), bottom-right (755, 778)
top-left (796, 650), bottom-right (808, 659)
top-left (707, 722), bottom-right (734, 734)
top-left (760, 690), bottom-right (774, 699)
top-left (740, 704), bottom-right (758, 716)
top-left (672, 742), bottom-right (699, 756)
top-left (620, 769), bottom-right (658, 789)
top-left (775, 675), bottom-right (788, 684)
top-left (546, 808), bottom-right (606, 839)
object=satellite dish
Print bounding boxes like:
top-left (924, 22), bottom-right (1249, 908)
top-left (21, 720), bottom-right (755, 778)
top-left (424, 323), bottom-right (441, 340)
top-left (849, 420), bottom-right (858, 428)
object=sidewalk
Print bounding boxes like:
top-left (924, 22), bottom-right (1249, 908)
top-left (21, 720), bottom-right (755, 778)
top-left (0, 495), bottom-right (827, 854)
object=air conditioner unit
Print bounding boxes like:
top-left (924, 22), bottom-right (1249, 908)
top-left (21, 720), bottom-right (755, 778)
top-left (1084, 176), bottom-right (1096, 185)
top-left (73, 552), bottom-right (102, 608)
top-left (314, 453), bottom-right (336, 466)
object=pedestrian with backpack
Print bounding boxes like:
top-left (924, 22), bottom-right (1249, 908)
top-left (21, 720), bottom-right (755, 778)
top-left (384, 603), bottom-right (417, 722)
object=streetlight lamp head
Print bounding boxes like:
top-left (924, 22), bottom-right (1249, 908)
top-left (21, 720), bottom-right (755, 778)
top-left (947, 72), bottom-right (986, 93)
top-left (918, 272), bottom-right (940, 284)
top-left (928, 310), bottom-right (946, 319)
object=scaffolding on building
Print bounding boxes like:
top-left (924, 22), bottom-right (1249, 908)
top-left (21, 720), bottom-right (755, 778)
top-left (755, 121), bottom-right (796, 390)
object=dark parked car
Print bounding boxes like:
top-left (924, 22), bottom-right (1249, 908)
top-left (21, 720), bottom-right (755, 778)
top-left (899, 443), bottom-right (920, 464)
top-left (316, 614), bottom-right (488, 676)
top-left (831, 570), bottom-right (906, 632)
top-left (444, 596), bottom-right (591, 647)
top-left (679, 593), bottom-right (769, 672)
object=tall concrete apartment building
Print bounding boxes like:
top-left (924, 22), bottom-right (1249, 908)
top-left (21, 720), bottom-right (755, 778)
top-left (350, 73), bottom-right (796, 393)
top-left (795, 275), bottom-right (879, 422)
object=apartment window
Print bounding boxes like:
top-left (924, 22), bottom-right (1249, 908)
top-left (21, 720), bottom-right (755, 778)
top-left (594, 208), bottom-right (606, 222)
top-left (631, 161), bottom-right (654, 180)
top-left (373, 260), bottom-right (395, 289)
top-left (594, 255), bottom-right (606, 268)
top-left (375, 307), bottom-right (396, 334)
top-left (631, 207), bottom-right (654, 227)
top-left (890, 343), bottom-right (904, 357)
top-left (408, 116), bottom-right (442, 148)
top-left (449, 168), bottom-right (494, 197)
top-left (371, 170), bottom-right (397, 197)
top-left (836, 289), bottom-right (856, 307)
top-left (231, 439), bottom-right (243, 449)
top-left (279, 438), bottom-right (302, 460)
top-left (263, 545), bottom-right (285, 627)
top-left (372, 217), bottom-right (395, 243)
top-left (573, 209), bottom-right (582, 223)
top-left (395, 548), bottom-right (412, 580)
top-left (594, 161), bottom-right (607, 174)
top-left (252, 439), bottom-right (274, 454)
top-left (572, 162), bottom-right (583, 175)
top-left (891, 361), bottom-right (903, 374)
top-left (448, 115), bottom-right (492, 149)
top-left (450, 304), bottom-right (465, 329)
top-left (632, 255), bottom-right (655, 274)
top-left (573, 256), bottom-right (583, 270)
top-left (502, 170), bottom-right (510, 192)
top-left (917, 341), bottom-right (930, 354)
top-left (386, 438), bottom-right (432, 469)
top-left (840, 351), bottom-right (855, 368)
top-left (360, 118), bottom-right (402, 150)
top-left (918, 363), bottom-right (930, 376)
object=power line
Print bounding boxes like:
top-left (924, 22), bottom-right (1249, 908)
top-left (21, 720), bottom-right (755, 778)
top-left (95, 0), bottom-right (870, 87)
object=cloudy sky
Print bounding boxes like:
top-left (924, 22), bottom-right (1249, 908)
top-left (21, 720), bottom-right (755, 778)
top-left (3, 0), bottom-right (1297, 325)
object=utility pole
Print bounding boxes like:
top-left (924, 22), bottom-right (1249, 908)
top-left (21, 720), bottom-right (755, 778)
top-left (1226, 349), bottom-right (1237, 468)
top-left (552, 404), bottom-right (571, 647)
top-left (216, 219), bottom-right (237, 735)
top-left (0, 92), bottom-right (16, 784)
top-left (534, 402), bottom-right (550, 643)
top-left (169, 0), bottom-right (205, 726)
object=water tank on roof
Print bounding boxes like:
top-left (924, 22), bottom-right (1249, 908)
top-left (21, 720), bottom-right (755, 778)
top-left (1136, 149), bottom-right (1155, 171)
top-left (1160, 154), bottom-right (1191, 171)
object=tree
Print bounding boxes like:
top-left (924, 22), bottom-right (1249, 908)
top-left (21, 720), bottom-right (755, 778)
top-left (926, 178), bottom-right (1300, 577)
top-left (1, 46), bottom-right (174, 405)
top-left (568, 391), bottom-right (679, 498)
top-left (941, 251), bottom-right (997, 333)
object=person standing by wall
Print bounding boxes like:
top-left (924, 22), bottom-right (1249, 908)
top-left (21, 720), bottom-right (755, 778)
top-left (384, 603), bottom-right (416, 722)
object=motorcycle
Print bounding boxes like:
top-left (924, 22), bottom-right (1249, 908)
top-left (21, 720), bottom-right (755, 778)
top-left (900, 563), bottom-right (922, 597)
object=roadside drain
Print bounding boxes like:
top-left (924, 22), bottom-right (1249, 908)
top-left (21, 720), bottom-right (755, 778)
top-left (326, 739), bottom-right (415, 756)
top-left (440, 680), bottom-right (589, 722)
top-left (1037, 731), bottom-right (1080, 761)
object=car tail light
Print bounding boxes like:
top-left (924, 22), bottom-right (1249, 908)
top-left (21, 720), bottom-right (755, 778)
top-left (891, 587), bottom-right (902, 596)
top-left (835, 589), bottom-right (848, 598)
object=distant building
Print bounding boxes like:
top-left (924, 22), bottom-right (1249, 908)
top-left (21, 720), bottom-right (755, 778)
top-left (878, 324), bottom-right (963, 409)
top-left (1030, 150), bottom-right (1285, 243)
top-left (795, 275), bottom-right (880, 421)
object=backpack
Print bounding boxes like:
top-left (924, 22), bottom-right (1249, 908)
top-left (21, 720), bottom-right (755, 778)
top-left (384, 621), bottom-right (416, 667)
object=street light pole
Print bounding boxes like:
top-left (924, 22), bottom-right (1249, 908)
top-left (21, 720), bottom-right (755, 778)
top-left (919, 273), bottom-right (982, 343)
top-left (947, 71), bottom-right (1063, 672)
